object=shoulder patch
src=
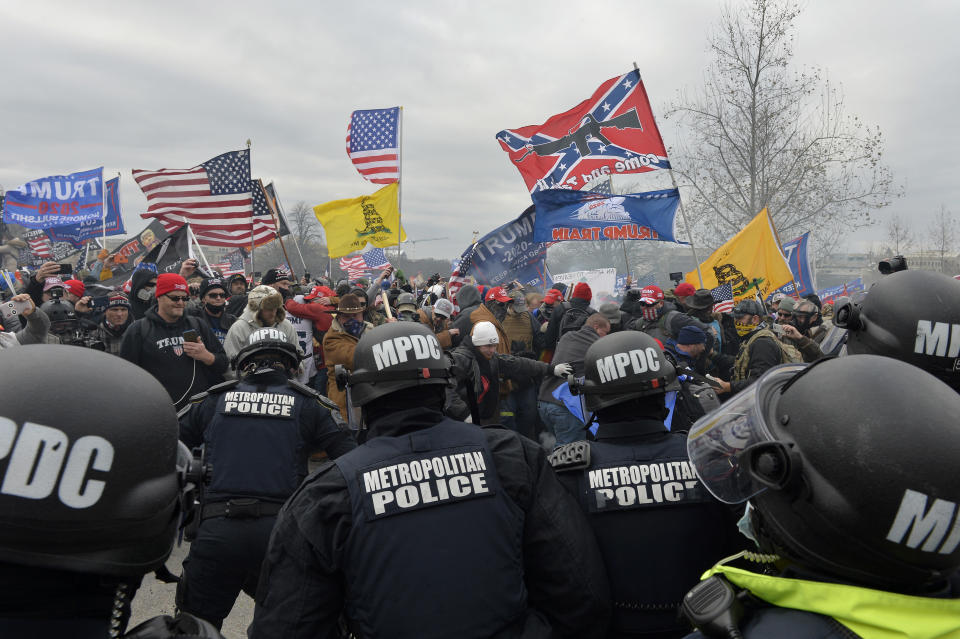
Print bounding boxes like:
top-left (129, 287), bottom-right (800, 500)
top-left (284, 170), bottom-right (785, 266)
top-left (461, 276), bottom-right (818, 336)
top-left (548, 441), bottom-right (591, 472)
top-left (286, 379), bottom-right (341, 413)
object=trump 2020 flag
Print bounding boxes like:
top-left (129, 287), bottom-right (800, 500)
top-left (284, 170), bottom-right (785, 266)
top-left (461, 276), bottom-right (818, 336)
top-left (460, 205), bottom-right (551, 289)
top-left (2, 167), bottom-right (104, 229)
top-left (496, 70), bottom-right (669, 193)
top-left (313, 183), bottom-right (406, 258)
top-left (46, 176), bottom-right (126, 248)
top-left (768, 232), bottom-right (815, 299)
top-left (531, 188), bottom-right (683, 244)
top-left (685, 208), bottom-right (794, 302)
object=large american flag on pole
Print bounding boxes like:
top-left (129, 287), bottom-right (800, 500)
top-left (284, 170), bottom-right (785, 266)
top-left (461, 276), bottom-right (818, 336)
top-left (346, 107), bottom-right (400, 184)
top-left (133, 150), bottom-right (255, 248)
top-left (497, 69), bottom-right (669, 194)
top-left (449, 243), bottom-right (478, 311)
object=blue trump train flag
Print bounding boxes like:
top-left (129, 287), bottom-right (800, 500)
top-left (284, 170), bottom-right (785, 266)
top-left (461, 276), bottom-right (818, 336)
top-left (531, 187), bottom-right (684, 243)
top-left (46, 176), bottom-right (125, 248)
top-left (458, 205), bottom-right (551, 289)
top-left (768, 232), bottom-right (815, 299)
top-left (2, 167), bottom-right (104, 229)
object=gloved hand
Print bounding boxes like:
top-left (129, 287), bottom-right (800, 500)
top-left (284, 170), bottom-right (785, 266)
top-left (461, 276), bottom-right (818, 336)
top-left (554, 363), bottom-right (573, 378)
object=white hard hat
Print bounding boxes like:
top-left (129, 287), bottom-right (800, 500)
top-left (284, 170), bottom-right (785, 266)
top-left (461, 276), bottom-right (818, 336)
top-left (471, 321), bottom-right (499, 346)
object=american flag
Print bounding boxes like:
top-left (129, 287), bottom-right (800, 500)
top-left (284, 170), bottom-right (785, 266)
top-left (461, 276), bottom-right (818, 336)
top-left (449, 243), bottom-right (478, 311)
top-left (346, 107), bottom-right (400, 184)
top-left (28, 235), bottom-right (54, 260)
top-left (711, 283), bottom-right (735, 314)
top-left (211, 248), bottom-right (247, 277)
top-left (250, 178), bottom-right (281, 247)
top-left (339, 248), bottom-right (392, 280)
top-left (133, 150), bottom-right (256, 248)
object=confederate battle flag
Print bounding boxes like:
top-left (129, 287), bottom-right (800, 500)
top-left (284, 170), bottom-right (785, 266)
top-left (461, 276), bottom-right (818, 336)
top-left (496, 69), bottom-right (669, 194)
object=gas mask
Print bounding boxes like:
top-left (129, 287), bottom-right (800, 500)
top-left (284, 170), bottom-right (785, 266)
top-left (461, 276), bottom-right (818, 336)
top-left (137, 285), bottom-right (155, 302)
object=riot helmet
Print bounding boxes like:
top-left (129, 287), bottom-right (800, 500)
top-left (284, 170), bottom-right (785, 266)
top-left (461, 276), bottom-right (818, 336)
top-left (232, 327), bottom-right (301, 378)
top-left (837, 270), bottom-right (960, 392)
top-left (0, 345), bottom-right (195, 576)
top-left (40, 298), bottom-right (78, 335)
top-left (578, 332), bottom-right (676, 412)
top-left (347, 322), bottom-right (450, 406)
top-left (687, 356), bottom-right (960, 592)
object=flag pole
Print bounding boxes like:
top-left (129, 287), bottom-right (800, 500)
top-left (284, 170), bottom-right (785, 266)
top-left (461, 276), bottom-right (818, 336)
top-left (246, 139), bottom-right (256, 278)
top-left (396, 106), bottom-right (403, 267)
top-left (609, 174), bottom-right (632, 281)
top-left (258, 180), bottom-right (296, 282)
top-left (634, 62), bottom-right (704, 288)
top-left (764, 208), bottom-right (802, 298)
top-left (101, 170), bottom-right (108, 244)
top-left (186, 224), bottom-right (214, 275)
top-left (268, 183), bottom-right (308, 273)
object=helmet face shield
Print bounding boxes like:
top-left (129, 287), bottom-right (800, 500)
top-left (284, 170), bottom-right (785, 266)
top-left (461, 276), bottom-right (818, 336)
top-left (687, 364), bottom-right (806, 503)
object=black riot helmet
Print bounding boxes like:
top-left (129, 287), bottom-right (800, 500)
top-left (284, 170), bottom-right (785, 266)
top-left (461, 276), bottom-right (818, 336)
top-left (233, 327), bottom-right (301, 378)
top-left (578, 332), bottom-right (677, 412)
top-left (838, 270), bottom-right (960, 392)
top-left (688, 356), bottom-right (960, 592)
top-left (347, 322), bottom-right (450, 406)
top-left (40, 298), bottom-right (78, 334)
top-left (0, 345), bottom-right (196, 576)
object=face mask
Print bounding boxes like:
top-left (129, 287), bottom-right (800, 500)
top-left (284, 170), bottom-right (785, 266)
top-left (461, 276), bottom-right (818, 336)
top-left (205, 302), bottom-right (224, 315)
top-left (343, 318), bottom-right (364, 336)
top-left (137, 286), bottom-right (154, 302)
top-left (737, 502), bottom-right (759, 546)
top-left (734, 321), bottom-right (755, 337)
top-left (642, 306), bottom-right (659, 321)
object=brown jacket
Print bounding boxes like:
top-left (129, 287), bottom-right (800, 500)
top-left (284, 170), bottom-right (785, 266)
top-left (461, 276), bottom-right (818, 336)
top-left (418, 308), bottom-right (456, 349)
top-left (468, 305), bottom-right (510, 356)
top-left (322, 317), bottom-right (373, 416)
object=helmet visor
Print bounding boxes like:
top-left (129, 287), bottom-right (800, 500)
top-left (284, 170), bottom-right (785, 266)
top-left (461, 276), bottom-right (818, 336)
top-left (686, 364), bottom-right (805, 503)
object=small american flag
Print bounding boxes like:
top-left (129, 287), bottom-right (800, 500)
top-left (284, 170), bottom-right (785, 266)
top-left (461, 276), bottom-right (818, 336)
top-left (449, 243), bottom-right (478, 311)
top-left (133, 150), bottom-right (255, 248)
top-left (711, 282), bottom-right (735, 314)
top-left (339, 248), bottom-right (392, 280)
top-left (346, 107), bottom-right (400, 184)
top-left (28, 236), bottom-right (54, 260)
top-left (211, 248), bottom-right (247, 277)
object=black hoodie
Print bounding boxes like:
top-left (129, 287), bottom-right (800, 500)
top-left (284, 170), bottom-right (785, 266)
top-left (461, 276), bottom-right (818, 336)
top-left (129, 269), bottom-right (158, 320)
top-left (120, 307), bottom-right (228, 409)
top-left (450, 285), bottom-right (482, 337)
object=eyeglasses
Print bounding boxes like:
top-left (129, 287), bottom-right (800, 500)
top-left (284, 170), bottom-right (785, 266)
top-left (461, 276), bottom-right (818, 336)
top-left (205, 293), bottom-right (226, 299)
top-left (776, 312), bottom-right (793, 319)
top-left (165, 295), bottom-right (189, 303)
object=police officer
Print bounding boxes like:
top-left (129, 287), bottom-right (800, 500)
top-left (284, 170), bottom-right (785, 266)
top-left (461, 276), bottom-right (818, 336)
top-left (0, 345), bottom-right (222, 638)
top-left (550, 332), bottom-right (745, 638)
top-left (177, 327), bottom-right (356, 630)
top-left (836, 269), bottom-right (960, 393)
top-left (682, 356), bottom-right (960, 637)
top-left (250, 322), bottom-right (611, 638)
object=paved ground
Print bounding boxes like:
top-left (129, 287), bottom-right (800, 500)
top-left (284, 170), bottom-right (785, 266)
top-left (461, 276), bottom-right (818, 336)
top-left (128, 541), bottom-right (254, 639)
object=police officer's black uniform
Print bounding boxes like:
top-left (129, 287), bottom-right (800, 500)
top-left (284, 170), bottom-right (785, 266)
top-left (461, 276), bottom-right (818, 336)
top-left (552, 332), bottom-right (745, 638)
top-left (177, 329), bottom-right (356, 629)
top-left (250, 322), bottom-right (611, 639)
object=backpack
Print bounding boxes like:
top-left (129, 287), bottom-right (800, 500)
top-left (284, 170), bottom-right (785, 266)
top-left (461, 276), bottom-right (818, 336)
top-left (662, 350), bottom-right (721, 430)
top-left (558, 302), bottom-right (590, 336)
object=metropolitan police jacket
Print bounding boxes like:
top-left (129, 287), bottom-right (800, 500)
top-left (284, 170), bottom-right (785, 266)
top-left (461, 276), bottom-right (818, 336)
top-left (249, 406), bottom-right (611, 639)
top-left (179, 371), bottom-right (356, 503)
top-left (551, 419), bottom-right (746, 638)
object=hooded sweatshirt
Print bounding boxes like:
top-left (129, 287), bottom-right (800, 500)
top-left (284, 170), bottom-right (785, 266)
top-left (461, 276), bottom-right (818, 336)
top-left (120, 307), bottom-right (228, 409)
top-left (129, 269), bottom-right (158, 320)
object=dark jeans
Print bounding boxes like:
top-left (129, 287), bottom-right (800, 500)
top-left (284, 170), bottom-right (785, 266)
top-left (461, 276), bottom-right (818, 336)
top-left (177, 516), bottom-right (277, 629)
top-left (502, 384), bottom-right (538, 440)
top-left (538, 401), bottom-right (587, 447)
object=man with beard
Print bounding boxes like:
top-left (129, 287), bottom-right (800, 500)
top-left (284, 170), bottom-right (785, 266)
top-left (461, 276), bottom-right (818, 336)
top-left (189, 277), bottom-right (237, 346)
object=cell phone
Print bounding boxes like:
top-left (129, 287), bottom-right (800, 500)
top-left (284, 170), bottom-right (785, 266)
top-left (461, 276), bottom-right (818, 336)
top-left (182, 329), bottom-right (200, 343)
top-left (58, 263), bottom-right (73, 276)
top-left (89, 296), bottom-right (110, 311)
top-left (0, 299), bottom-right (32, 321)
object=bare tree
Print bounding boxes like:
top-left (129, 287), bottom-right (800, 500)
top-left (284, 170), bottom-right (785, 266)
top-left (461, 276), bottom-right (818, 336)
top-left (927, 204), bottom-right (958, 273)
top-left (886, 213), bottom-right (915, 255)
top-left (666, 0), bottom-right (898, 260)
top-left (286, 200), bottom-right (324, 250)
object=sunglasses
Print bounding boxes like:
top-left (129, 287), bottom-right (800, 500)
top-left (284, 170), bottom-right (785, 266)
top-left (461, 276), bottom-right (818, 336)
top-left (205, 292), bottom-right (226, 299)
top-left (776, 311), bottom-right (793, 318)
top-left (165, 295), bottom-right (189, 303)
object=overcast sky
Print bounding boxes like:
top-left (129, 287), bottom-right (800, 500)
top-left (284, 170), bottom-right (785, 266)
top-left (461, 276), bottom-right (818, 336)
top-left (1, 1), bottom-right (957, 260)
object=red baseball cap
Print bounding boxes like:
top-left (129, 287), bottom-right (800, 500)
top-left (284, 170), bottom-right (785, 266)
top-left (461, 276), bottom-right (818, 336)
top-left (640, 285), bottom-right (664, 302)
top-left (156, 273), bottom-right (189, 298)
top-left (305, 285), bottom-right (335, 301)
top-left (674, 282), bottom-right (696, 297)
top-left (543, 289), bottom-right (563, 305)
top-left (485, 286), bottom-right (511, 303)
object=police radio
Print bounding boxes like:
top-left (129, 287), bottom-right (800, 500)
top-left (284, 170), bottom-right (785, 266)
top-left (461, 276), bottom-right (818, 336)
top-left (334, 365), bottom-right (360, 431)
top-left (180, 445), bottom-right (212, 543)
